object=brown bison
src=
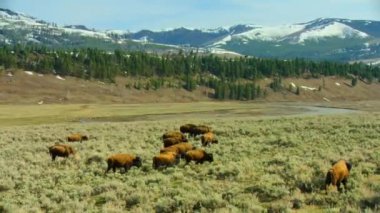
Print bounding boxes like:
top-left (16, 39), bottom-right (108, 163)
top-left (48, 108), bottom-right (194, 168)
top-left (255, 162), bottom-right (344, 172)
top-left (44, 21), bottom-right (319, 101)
top-left (325, 159), bottom-right (352, 193)
top-left (161, 143), bottom-right (194, 157)
top-left (187, 125), bottom-right (212, 137)
top-left (185, 149), bottom-right (213, 164)
top-left (163, 137), bottom-right (188, 147)
top-left (180, 124), bottom-right (197, 134)
top-left (153, 152), bottom-right (180, 169)
top-left (201, 132), bottom-right (218, 146)
top-left (49, 144), bottom-right (75, 161)
top-left (160, 146), bottom-right (181, 155)
top-left (172, 143), bottom-right (194, 156)
top-left (67, 133), bottom-right (89, 143)
top-left (162, 131), bottom-right (187, 142)
top-left (106, 154), bottom-right (142, 173)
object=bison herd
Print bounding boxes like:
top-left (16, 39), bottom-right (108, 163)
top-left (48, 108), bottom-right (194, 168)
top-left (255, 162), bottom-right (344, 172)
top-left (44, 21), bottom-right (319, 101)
top-left (48, 127), bottom-right (352, 193)
top-left (48, 124), bottom-right (217, 172)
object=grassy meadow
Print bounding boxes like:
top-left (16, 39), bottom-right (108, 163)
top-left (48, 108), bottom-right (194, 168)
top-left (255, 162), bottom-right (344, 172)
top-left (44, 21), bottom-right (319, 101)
top-left (0, 103), bottom-right (379, 212)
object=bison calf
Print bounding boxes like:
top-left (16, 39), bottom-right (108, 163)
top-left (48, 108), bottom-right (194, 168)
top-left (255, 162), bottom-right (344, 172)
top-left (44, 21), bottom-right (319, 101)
top-left (106, 154), bottom-right (142, 173)
top-left (201, 132), bottom-right (218, 146)
top-left (49, 144), bottom-right (75, 161)
top-left (185, 149), bottom-right (213, 164)
top-left (325, 159), bottom-right (352, 193)
top-left (67, 133), bottom-right (89, 143)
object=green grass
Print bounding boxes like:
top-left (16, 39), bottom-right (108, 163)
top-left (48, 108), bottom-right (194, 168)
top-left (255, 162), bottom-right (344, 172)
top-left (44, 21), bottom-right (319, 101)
top-left (0, 102), bottom-right (261, 126)
top-left (0, 107), bottom-right (379, 212)
top-left (0, 102), bottom-right (360, 127)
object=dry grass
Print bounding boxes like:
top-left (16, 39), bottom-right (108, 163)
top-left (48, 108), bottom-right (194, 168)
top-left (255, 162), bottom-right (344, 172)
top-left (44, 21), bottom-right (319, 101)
top-left (0, 101), bottom-right (368, 127)
top-left (1, 69), bottom-right (379, 104)
top-left (0, 110), bottom-right (379, 212)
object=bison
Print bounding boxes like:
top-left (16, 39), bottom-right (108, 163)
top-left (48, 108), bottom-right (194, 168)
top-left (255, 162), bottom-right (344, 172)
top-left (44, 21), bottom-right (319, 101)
top-left (161, 143), bottom-right (194, 158)
top-left (180, 124), bottom-right (197, 134)
top-left (153, 152), bottom-right (180, 169)
top-left (163, 137), bottom-right (188, 147)
top-left (187, 125), bottom-right (212, 137)
top-left (160, 146), bottom-right (181, 155)
top-left (201, 132), bottom-right (218, 146)
top-left (106, 154), bottom-right (142, 173)
top-left (67, 133), bottom-right (89, 143)
top-left (172, 143), bottom-right (194, 156)
top-left (185, 149), bottom-right (213, 164)
top-left (162, 131), bottom-right (187, 142)
top-left (325, 159), bottom-right (352, 193)
top-left (49, 144), bottom-right (75, 161)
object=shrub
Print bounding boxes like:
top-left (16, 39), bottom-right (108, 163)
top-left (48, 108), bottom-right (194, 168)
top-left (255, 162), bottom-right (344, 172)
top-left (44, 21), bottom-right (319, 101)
top-left (351, 78), bottom-right (358, 87)
top-left (125, 195), bottom-right (141, 209)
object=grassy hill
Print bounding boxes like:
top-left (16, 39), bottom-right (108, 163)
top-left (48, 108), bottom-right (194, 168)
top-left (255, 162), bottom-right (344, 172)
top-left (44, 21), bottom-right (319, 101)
top-left (1, 69), bottom-right (379, 104)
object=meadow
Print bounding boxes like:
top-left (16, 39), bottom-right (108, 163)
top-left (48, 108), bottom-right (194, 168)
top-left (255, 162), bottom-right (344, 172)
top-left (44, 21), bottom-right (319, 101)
top-left (0, 103), bottom-right (379, 212)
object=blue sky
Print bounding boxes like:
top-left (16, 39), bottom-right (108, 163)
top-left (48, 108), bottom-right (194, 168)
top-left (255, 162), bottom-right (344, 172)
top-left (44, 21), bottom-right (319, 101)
top-left (1, 0), bottom-right (379, 31)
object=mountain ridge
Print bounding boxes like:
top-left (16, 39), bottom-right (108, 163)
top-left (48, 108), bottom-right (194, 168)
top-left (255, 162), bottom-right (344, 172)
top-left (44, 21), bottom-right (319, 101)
top-left (1, 8), bottom-right (379, 61)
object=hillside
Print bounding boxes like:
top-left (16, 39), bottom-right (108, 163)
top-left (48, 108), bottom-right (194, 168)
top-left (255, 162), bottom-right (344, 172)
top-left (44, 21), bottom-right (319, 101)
top-left (1, 70), bottom-right (379, 104)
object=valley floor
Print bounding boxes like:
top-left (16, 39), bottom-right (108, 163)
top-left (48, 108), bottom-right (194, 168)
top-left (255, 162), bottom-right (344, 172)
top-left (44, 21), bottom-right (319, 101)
top-left (0, 102), bottom-right (379, 212)
top-left (0, 70), bottom-right (379, 212)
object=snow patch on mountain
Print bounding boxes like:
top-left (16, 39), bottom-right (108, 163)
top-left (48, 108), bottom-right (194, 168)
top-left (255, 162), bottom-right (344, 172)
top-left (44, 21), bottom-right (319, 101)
top-left (63, 27), bottom-right (109, 39)
top-left (200, 26), bottom-right (229, 33)
top-left (209, 48), bottom-right (241, 56)
top-left (213, 35), bottom-right (232, 46)
top-left (298, 22), bottom-right (368, 42)
top-left (238, 24), bottom-right (305, 41)
top-left (0, 9), bottom-right (43, 27)
top-left (105, 30), bottom-right (129, 35)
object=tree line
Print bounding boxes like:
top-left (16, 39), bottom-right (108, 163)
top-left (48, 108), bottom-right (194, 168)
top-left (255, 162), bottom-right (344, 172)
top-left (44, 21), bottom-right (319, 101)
top-left (0, 45), bottom-right (378, 100)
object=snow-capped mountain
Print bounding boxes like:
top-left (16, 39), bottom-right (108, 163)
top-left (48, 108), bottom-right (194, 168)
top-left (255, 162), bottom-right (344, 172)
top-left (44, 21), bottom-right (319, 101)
top-left (0, 8), bottom-right (178, 52)
top-left (1, 8), bottom-right (379, 61)
top-left (206, 18), bottom-right (375, 47)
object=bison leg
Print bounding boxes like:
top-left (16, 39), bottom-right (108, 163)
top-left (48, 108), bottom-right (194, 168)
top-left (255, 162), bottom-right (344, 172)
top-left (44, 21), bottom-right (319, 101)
top-left (105, 165), bottom-right (112, 174)
top-left (336, 181), bottom-right (342, 193)
top-left (342, 178), bottom-right (348, 192)
top-left (52, 154), bottom-right (56, 161)
top-left (184, 155), bottom-right (190, 164)
top-left (153, 162), bottom-right (160, 170)
top-left (124, 165), bottom-right (131, 173)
